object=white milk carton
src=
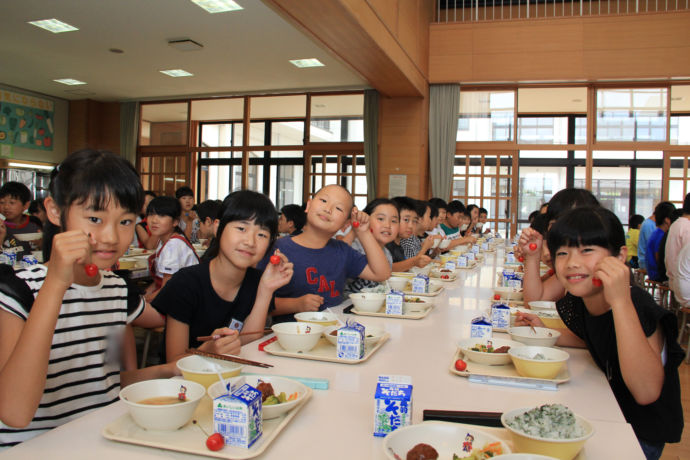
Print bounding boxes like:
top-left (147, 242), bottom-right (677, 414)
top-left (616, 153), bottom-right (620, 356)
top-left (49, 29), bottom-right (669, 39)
top-left (506, 251), bottom-right (516, 263)
top-left (456, 255), bottom-right (467, 267)
top-left (213, 382), bottom-right (262, 449)
top-left (481, 242), bottom-right (489, 251)
top-left (466, 252), bottom-right (476, 262)
top-left (373, 375), bottom-right (413, 437)
top-left (337, 319), bottom-right (365, 359)
top-left (470, 316), bottom-right (492, 341)
top-left (411, 274), bottom-right (429, 294)
top-left (471, 244), bottom-right (480, 254)
top-left (491, 302), bottom-right (511, 330)
top-left (385, 289), bottom-right (404, 315)
top-left (444, 260), bottom-right (456, 271)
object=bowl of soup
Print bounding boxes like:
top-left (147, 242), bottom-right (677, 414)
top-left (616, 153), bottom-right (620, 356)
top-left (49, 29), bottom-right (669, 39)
top-left (119, 378), bottom-right (206, 430)
top-left (176, 354), bottom-right (243, 388)
top-left (294, 311), bottom-right (338, 326)
top-left (271, 322), bottom-right (325, 353)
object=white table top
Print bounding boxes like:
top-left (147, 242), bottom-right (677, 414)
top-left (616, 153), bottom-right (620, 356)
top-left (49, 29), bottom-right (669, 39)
top-left (0, 250), bottom-right (645, 460)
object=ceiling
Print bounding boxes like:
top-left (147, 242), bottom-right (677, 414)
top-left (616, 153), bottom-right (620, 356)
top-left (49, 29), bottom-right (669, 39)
top-left (0, 0), bottom-right (369, 102)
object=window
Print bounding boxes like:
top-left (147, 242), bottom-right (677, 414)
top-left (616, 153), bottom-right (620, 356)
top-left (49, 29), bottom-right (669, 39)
top-left (518, 166), bottom-right (567, 221)
top-left (596, 88), bottom-right (667, 142)
top-left (458, 91), bottom-right (514, 142)
top-left (140, 102), bottom-right (189, 146)
top-left (139, 153), bottom-right (190, 196)
top-left (310, 94), bottom-right (364, 142)
top-left (308, 152), bottom-right (367, 209)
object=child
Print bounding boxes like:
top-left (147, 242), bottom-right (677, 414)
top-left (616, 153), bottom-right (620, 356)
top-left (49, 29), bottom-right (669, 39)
top-left (134, 191), bottom-right (157, 249)
top-left (0, 182), bottom-right (42, 257)
top-left (152, 191), bottom-right (293, 362)
top-left (257, 184), bottom-right (390, 321)
top-left (440, 200), bottom-right (477, 250)
top-left (176, 186), bottom-right (199, 243)
top-left (145, 196), bottom-right (199, 301)
top-left (478, 207), bottom-right (491, 234)
top-left (28, 199), bottom-right (47, 228)
top-left (0, 150), bottom-right (174, 448)
top-left (646, 201), bottom-right (676, 281)
top-left (517, 206), bottom-right (684, 459)
top-left (428, 197), bottom-right (447, 235)
top-left (278, 204), bottom-right (306, 237)
top-left (466, 204), bottom-right (480, 234)
top-left (346, 198), bottom-right (399, 294)
top-left (196, 199), bottom-right (222, 247)
top-left (387, 197), bottom-right (432, 272)
top-left (626, 214), bottom-right (644, 268)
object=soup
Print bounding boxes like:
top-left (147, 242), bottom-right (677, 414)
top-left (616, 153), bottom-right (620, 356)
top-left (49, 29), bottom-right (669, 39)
top-left (137, 396), bottom-right (184, 405)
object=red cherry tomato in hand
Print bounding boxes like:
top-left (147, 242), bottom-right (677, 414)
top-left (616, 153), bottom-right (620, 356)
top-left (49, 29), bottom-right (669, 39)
top-left (518, 256), bottom-right (524, 263)
top-left (493, 294), bottom-right (501, 300)
top-left (528, 243), bottom-right (537, 251)
top-left (454, 359), bottom-right (467, 372)
top-left (269, 255), bottom-right (281, 265)
top-left (84, 264), bottom-right (98, 277)
top-left (206, 433), bottom-right (224, 451)
top-left (352, 221), bottom-right (360, 228)
top-left (592, 277), bottom-right (602, 287)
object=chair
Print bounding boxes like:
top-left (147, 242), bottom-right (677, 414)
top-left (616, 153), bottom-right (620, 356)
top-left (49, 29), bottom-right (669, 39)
top-left (633, 268), bottom-right (647, 287)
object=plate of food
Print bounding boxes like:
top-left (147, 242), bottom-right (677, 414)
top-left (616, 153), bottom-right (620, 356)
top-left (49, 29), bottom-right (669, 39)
top-left (457, 338), bottom-right (523, 366)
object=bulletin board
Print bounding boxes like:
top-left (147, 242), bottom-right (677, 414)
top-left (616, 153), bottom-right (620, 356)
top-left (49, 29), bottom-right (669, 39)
top-left (0, 90), bottom-right (55, 152)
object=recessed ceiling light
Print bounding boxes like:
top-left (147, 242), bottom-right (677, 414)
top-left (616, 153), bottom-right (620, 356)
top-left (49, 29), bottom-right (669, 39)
top-left (190, 0), bottom-right (243, 13)
top-left (28, 19), bottom-right (78, 33)
top-left (53, 78), bottom-right (86, 86)
top-left (160, 69), bottom-right (194, 77)
top-left (289, 58), bottom-right (324, 68)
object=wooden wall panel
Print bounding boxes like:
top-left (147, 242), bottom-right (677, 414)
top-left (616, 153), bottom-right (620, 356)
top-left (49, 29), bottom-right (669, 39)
top-left (430, 11), bottom-right (690, 83)
top-left (68, 100), bottom-right (120, 155)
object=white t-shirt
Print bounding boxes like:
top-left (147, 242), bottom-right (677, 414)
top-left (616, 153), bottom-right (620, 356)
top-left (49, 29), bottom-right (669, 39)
top-left (155, 237), bottom-right (199, 277)
top-left (673, 243), bottom-right (690, 307)
top-left (665, 216), bottom-right (690, 289)
top-left (0, 265), bottom-right (144, 448)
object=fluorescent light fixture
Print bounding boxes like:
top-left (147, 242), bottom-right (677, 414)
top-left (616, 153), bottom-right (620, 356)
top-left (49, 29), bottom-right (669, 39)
top-left (53, 78), bottom-right (86, 86)
top-left (28, 19), bottom-right (78, 33)
top-left (289, 58), bottom-right (324, 68)
top-left (8, 162), bottom-right (55, 171)
top-left (190, 0), bottom-right (243, 13)
top-left (160, 69), bottom-right (194, 77)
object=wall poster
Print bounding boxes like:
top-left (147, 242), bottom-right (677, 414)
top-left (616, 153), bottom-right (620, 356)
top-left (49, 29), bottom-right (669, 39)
top-left (0, 90), bottom-right (54, 151)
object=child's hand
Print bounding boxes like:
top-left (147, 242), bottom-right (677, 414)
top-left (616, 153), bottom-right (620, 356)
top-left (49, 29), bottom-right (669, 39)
top-left (594, 256), bottom-right (632, 308)
top-left (415, 254), bottom-right (432, 268)
top-left (48, 230), bottom-right (92, 287)
top-left (350, 207), bottom-right (370, 234)
top-left (298, 294), bottom-right (324, 312)
top-left (259, 250), bottom-right (294, 292)
top-left (199, 328), bottom-right (241, 356)
top-left (515, 311), bottom-right (545, 328)
top-left (518, 228), bottom-right (543, 259)
top-left (420, 236), bottom-right (435, 252)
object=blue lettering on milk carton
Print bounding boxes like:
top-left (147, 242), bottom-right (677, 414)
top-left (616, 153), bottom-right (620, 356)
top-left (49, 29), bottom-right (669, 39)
top-left (471, 244), bottom-right (480, 254)
top-left (466, 252), bottom-right (475, 262)
top-left (386, 289), bottom-right (404, 315)
top-left (374, 375), bottom-right (413, 437)
top-left (506, 252), bottom-right (516, 263)
top-left (444, 260), bottom-right (456, 271)
top-left (411, 274), bottom-right (429, 294)
top-left (213, 383), bottom-right (262, 449)
top-left (470, 316), bottom-right (492, 341)
top-left (337, 319), bottom-right (365, 359)
top-left (491, 302), bottom-right (510, 330)
top-left (456, 255), bottom-right (467, 267)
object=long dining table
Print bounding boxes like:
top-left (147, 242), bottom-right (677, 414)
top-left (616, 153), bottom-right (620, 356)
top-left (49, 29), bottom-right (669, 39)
top-left (0, 246), bottom-right (645, 459)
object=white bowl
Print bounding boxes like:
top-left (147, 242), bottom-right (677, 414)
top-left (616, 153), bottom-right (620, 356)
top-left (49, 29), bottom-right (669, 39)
top-left (383, 421), bottom-right (511, 460)
top-left (294, 311), bottom-right (338, 326)
top-left (528, 301), bottom-right (557, 311)
top-left (410, 265), bottom-right (432, 276)
top-left (127, 247), bottom-right (146, 255)
top-left (494, 286), bottom-right (524, 301)
top-left (349, 292), bottom-right (385, 313)
top-left (508, 326), bottom-right (561, 347)
top-left (208, 375), bottom-right (308, 420)
top-left (176, 355), bottom-right (243, 388)
top-left (118, 257), bottom-right (136, 269)
top-left (119, 379), bottom-right (205, 430)
top-left (14, 232), bottom-right (42, 242)
top-left (403, 296), bottom-right (433, 314)
top-left (271, 322), bottom-right (325, 353)
top-left (458, 337), bottom-right (523, 366)
top-left (323, 324), bottom-right (385, 347)
top-left (508, 346), bottom-right (570, 380)
top-left (438, 239), bottom-right (451, 249)
top-left (387, 276), bottom-right (409, 291)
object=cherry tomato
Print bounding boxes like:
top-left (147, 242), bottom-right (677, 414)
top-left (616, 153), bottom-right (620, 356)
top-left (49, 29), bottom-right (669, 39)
top-left (441, 275), bottom-right (449, 279)
top-left (454, 359), bottom-right (467, 372)
top-left (206, 433), bottom-right (224, 451)
top-left (518, 256), bottom-right (524, 263)
top-left (84, 263), bottom-right (98, 277)
top-left (493, 294), bottom-right (501, 300)
top-left (592, 277), bottom-right (602, 287)
top-left (269, 255), bottom-right (281, 265)
top-left (528, 243), bottom-right (537, 251)
top-left (352, 221), bottom-right (360, 228)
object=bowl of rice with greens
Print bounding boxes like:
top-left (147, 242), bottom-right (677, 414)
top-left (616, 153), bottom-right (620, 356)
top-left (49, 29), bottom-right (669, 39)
top-left (501, 404), bottom-right (594, 460)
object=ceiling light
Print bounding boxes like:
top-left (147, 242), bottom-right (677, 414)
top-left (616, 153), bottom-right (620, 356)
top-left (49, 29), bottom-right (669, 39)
top-left (8, 162), bottom-right (55, 171)
top-left (160, 69), bottom-right (194, 77)
top-left (28, 19), bottom-right (78, 33)
top-left (289, 58), bottom-right (324, 68)
top-left (53, 78), bottom-right (86, 85)
top-left (190, 0), bottom-right (243, 13)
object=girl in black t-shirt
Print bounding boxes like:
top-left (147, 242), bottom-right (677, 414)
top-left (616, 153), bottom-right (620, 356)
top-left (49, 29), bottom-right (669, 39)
top-left (152, 191), bottom-right (294, 362)
top-left (516, 206), bottom-right (684, 460)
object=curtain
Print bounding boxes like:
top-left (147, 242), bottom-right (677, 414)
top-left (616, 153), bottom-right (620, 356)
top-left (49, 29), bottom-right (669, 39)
top-left (120, 101), bottom-right (139, 166)
top-left (429, 84), bottom-right (460, 200)
top-left (363, 89), bottom-right (379, 201)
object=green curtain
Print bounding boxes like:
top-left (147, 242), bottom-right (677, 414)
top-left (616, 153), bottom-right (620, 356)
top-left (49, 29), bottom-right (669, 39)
top-left (119, 101), bottom-right (139, 166)
top-left (429, 84), bottom-right (460, 200)
top-left (363, 89), bottom-right (379, 201)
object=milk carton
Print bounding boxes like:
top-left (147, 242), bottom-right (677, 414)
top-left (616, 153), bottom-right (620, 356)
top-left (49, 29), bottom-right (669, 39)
top-left (411, 274), bottom-right (429, 294)
top-left (491, 302), bottom-right (510, 330)
top-left (337, 319), bottom-right (365, 359)
top-left (506, 252), bottom-right (516, 263)
top-left (466, 252), bottom-right (475, 262)
top-left (481, 242), bottom-right (489, 251)
top-left (444, 260), bottom-right (456, 271)
top-left (373, 375), bottom-right (413, 437)
top-left (471, 244), bottom-right (480, 254)
top-left (213, 383), bottom-right (262, 449)
top-left (385, 289), bottom-right (404, 315)
top-left (470, 316), bottom-right (492, 341)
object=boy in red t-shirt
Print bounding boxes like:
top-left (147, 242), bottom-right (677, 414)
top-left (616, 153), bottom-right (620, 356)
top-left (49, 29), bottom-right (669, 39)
top-left (0, 182), bottom-right (42, 257)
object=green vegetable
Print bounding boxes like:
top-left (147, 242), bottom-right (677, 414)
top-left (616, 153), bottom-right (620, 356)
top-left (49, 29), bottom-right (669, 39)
top-left (263, 396), bottom-right (280, 406)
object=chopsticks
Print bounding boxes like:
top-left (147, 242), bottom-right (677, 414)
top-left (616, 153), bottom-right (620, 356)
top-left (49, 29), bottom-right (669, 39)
top-left (422, 409), bottom-right (503, 427)
top-left (197, 328), bottom-right (272, 342)
top-left (186, 348), bottom-right (274, 368)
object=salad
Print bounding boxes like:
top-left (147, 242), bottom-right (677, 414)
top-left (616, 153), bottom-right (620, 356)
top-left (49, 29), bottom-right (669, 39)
top-left (505, 404), bottom-right (585, 439)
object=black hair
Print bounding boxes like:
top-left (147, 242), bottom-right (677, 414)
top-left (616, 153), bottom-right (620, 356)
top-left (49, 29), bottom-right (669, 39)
top-left (628, 214), bottom-right (644, 229)
top-left (462, 209), bottom-right (472, 218)
top-left (683, 193), bottom-right (690, 214)
top-left (446, 200), bottom-right (466, 215)
top-left (205, 190), bottom-right (279, 260)
top-left (478, 207), bottom-right (488, 216)
top-left (545, 188), bottom-right (599, 223)
top-left (427, 201), bottom-right (439, 220)
top-left (280, 204), bottom-right (306, 231)
top-left (429, 197), bottom-right (447, 211)
top-left (146, 196), bottom-right (181, 220)
top-left (145, 190), bottom-right (157, 199)
top-left (467, 204), bottom-right (478, 214)
top-left (363, 198), bottom-right (399, 217)
top-left (528, 210), bottom-right (539, 223)
top-left (28, 198), bottom-right (45, 214)
top-left (0, 181), bottom-right (32, 204)
top-left (654, 201), bottom-right (676, 228)
top-left (530, 213), bottom-right (550, 237)
top-left (197, 199), bottom-right (222, 222)
top-left (175, 186), bottom-right (194, 199)
top-left (670, 208), bottom-right (684, 225)
top-left (547, 206), bottom-right (625, 264)
top-left (392, 196), bottom-right (419, 216)
top-left (49, 149), bottom-right (143, 227)
top-left (415, 199), bottom-right (429, 219)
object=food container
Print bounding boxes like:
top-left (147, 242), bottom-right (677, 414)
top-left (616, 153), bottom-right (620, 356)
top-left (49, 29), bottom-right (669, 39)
top-left (176, 355), bottom-right (243, 388)
top-left (508, 346), bottom-right (570, 379)
top-left (508, 326), bottom-right (561, 347)
top-left (271, 322), bottom-right (325, 353)
top-left (294, 311), bottom-right (338, 326)
top-left (13, 232), bottom-right (42, 242)
top-left (118, 258), bottom-right (136, 269)
top-left (119, 379), bottom-right (206, 431)
top-left (528, 301), bottom-right (557, 311)
top-left (457, 337), bottom-right (523, 366)
top-left (402, 296), bottom-right (433, 315)
top-left (323, 324), bottom-right (385, 347)
top-left (535, 311), bottom-right (567, 329)
top-left (387, 276), bottom-right (409, 291)
top-left (493, 286), bottom-right (524, 301)
top-left (349, 292), bottom-right (386, 313)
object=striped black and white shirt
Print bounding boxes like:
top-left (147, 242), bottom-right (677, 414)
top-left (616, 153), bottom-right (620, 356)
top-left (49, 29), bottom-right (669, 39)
top-left (0, 265), bottom-right (144, 449)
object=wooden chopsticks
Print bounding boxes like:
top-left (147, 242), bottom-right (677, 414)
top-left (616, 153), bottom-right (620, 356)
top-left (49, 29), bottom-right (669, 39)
top-left (185, 348), bottom-right (273, 368)
top-left (196, 328), bottom-right (272, 342)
